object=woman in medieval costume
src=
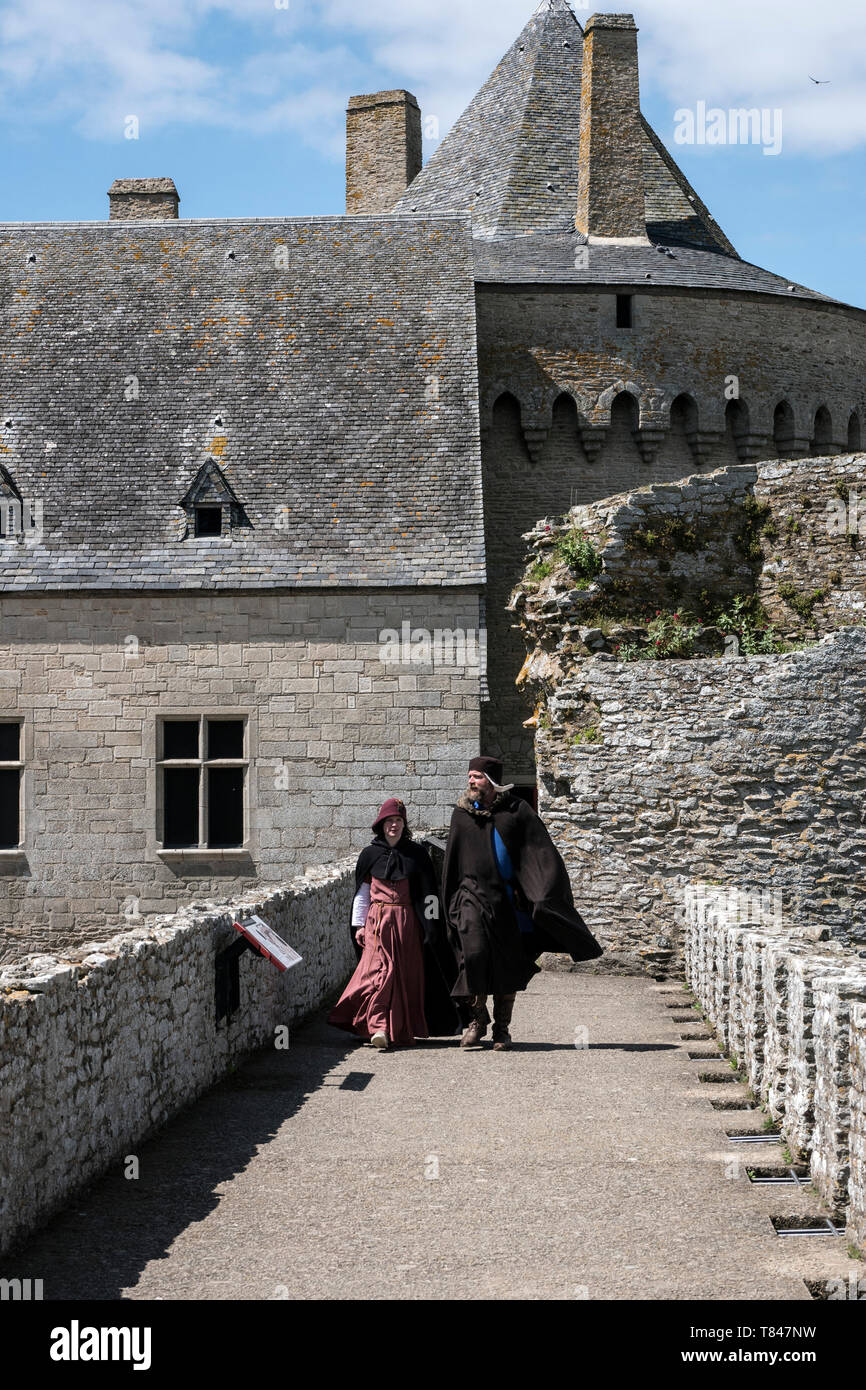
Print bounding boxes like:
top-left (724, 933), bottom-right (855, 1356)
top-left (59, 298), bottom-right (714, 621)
top-left (328, 798), bottom-right (460, 1050)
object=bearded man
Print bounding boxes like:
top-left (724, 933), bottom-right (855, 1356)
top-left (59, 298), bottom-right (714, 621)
top-left (442, 756), bottom-right (603, 1051)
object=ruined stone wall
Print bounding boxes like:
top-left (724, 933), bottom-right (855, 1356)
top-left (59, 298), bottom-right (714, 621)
top-left (684, 884), bottom-right (866, 1253)
top-left (0, 589), bottom-right (482, 961)
top-left (516, 454), bottom-right (866, 644)
top-left (505, 455), bottom-right (866, 967)
top-left (532, 629), bottom-right (866, 969)
top-left (0, 861), bottom-right (356, 1258)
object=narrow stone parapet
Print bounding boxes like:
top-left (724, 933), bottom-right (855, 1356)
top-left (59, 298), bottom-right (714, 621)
top-left (0, 860), bottom-right (356, 1258)
top-left (683, 883), bottom-right (866, 1236)
top-left (848, 1003), bottom-right (866, 1252)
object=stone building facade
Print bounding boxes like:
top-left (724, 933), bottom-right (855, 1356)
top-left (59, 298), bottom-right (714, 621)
top-left (0, 218), bottom-right (483, 959)
top-left (2, 0), bottom-right (865, 957)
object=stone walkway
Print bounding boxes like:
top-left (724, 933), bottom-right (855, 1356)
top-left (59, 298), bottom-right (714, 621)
top-left (3, 971), bottom-right (858, 1300)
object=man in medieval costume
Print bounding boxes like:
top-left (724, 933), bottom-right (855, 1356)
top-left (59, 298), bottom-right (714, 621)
top-left (442, 757), bottom-right (603, 1051)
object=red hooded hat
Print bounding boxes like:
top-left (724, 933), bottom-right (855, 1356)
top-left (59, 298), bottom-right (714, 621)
top-left (372, 797), bottom-right (408, 833)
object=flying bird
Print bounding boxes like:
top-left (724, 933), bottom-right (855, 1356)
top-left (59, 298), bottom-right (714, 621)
top-left (808, 75), bottom-right (831, 84)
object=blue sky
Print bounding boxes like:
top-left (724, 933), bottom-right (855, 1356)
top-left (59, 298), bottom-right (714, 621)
top-left (1, 0), bottom-right (864, 307)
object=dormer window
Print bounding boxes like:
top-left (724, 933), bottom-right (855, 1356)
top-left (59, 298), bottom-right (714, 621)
top-left (195, 506), bottom-right (222, 538)
top-left (179, 459), bottom-right (249, 541)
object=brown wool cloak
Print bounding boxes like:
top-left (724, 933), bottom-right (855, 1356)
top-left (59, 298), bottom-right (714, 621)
top-left (442, 792), bottom-right (603, 996)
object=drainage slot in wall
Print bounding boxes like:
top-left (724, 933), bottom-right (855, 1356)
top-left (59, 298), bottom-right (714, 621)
top-left (699, 1071), bottom-right (743, 1083)
top-left (747, 1165), bottom-right (809, 1186)
top-left (710, 1098), bottom-right (757, 1111)
top-left (771, 1216), bottom-right (845, 1236)
top-left (725, 1131), bottom-right (781, 1143)
top-left (680, 1032), bottom-right (712, 1041)
top-left (687, 1049), bottom-right (723, 1059)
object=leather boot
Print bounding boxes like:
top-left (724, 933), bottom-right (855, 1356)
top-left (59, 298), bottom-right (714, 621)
top-left (492, 993), bottom-right (516, 1050)
top-left (460, 997), bottom-right (490, 1048)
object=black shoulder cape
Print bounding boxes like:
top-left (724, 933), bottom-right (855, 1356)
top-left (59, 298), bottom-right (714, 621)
top-left (442, 793), bottom-right (603, 964)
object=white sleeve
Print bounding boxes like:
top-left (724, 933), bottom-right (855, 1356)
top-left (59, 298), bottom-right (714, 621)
top-left (351, 881), bottom-right (371, 927)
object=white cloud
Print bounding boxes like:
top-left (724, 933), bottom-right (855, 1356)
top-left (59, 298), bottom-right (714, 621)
top-left (638, 0), bottom-right (866, 155)
top-left (0, 0), bottom-right (863, 156)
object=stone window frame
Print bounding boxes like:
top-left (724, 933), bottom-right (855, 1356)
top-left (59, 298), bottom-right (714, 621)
top-left (151, 710), bottom-right (257, 864)
top-left (0, 717), bottom-right (26, 863)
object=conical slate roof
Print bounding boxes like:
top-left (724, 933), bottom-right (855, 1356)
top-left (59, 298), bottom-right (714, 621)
top-left (393, 0), bottom-right (734, 256)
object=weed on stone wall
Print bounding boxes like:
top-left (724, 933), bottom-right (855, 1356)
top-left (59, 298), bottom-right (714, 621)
top-left (736, 495), bottom-right (776, 562)
top-left (714, 594), bottom-right (785, 654)
top-left (626, 516), bottom-right (704, 555)
top-left (616, 610), bottom-right (702, 661)
top-left (554, 530), bottom-right (603, 582)
top-left (777, 581), bottom-right (828, 622)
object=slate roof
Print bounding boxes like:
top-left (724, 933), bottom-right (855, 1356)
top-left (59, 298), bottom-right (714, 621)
top-left (392, 1), bottom-right (845, 309)
top-left (392, 0), bottom-right (733, 255)
top-left (472, 233), bottom-right (847, 305)
top-left (0, 216), bottom-right (485, 591)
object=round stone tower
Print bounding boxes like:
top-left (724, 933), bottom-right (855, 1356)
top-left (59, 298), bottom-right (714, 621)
top-left (351, 1), bottom-right (866, 785)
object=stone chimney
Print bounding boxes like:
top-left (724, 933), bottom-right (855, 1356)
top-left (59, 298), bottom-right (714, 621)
top-left (108, 178), bottom-right (180, 221)
top-left (575, 14), bottom-right (647, 242)
top-left (346, 91), bottom-right (422, 214)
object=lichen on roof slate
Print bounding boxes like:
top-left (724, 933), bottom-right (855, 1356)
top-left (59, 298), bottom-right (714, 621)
top-left (0, 216), bottom-right (485, 592)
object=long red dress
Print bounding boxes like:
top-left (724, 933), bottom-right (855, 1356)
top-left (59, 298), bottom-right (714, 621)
top-left (328, 876), bottom-right (428, 1044)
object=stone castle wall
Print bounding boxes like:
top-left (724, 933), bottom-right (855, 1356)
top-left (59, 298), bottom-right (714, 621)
top-left (534, 630), bottom-right (866, 969)
top-left (508, 454), bottom-right (866, 969)
top-left (0, 589), bottom-right (482, 962)
top-left (518, 453), bottom-right (866, 647)
top-left (684, 884), bottom-right (866, 1253)
top-left (0, 861), bottom-right (356, 1258)
top-left (476, 284), bottom-right (866, 780)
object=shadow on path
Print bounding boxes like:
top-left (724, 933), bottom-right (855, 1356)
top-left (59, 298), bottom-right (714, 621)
top-left (0, 1012), bottom-right (357, 1300)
